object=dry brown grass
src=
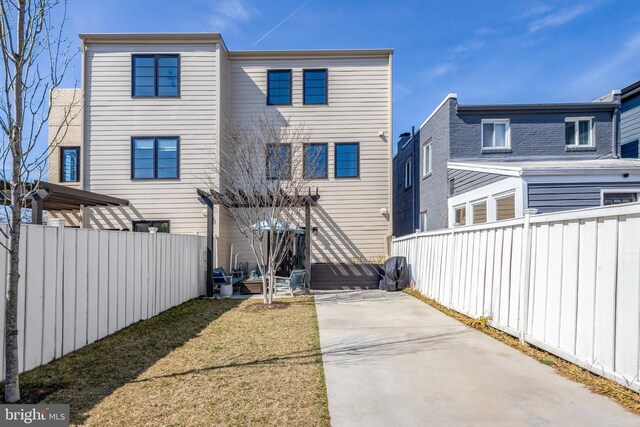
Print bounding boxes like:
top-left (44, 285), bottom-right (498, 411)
top-left (404, 288), bottom-right (640, 415)
top-left (1, 297), bottom-right (330, 426)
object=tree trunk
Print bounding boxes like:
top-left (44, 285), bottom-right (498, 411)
top-left (4, 0), bottom-right (26, 403)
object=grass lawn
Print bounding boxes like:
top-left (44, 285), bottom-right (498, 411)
top-left (1, 297), bottom-right (330, 426)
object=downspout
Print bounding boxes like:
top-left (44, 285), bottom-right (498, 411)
top-left (80, 38), bottom-right (87, 190)
top-left (411, 125), bottom-right (417, 231)
top-left (611, 105), bottom-right (620, 159)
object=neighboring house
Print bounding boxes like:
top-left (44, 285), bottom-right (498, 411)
top-left (393, 92), bottom-right (640, 233)
top-left (48, 33), bottom-right (393, 269)
top-left (392, 129), bottom-right (421, 236)
top-left (621, 80), bottom-right (640, 158)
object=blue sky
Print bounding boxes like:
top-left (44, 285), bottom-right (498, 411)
top-left (61, 0), bottom-right (639, 147)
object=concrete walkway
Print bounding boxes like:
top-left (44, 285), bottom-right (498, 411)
top-left (315, 290), bottom-right (639, 427)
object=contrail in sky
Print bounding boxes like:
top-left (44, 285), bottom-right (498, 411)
top-left (253, 0), bottom-right (312, 46)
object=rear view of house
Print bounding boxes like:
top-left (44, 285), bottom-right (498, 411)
top-left (48, 33), bottom-right (393, 283)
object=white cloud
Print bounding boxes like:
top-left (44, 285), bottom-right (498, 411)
top-left (528, 4), bottom-right (592, 33)
top-left (566, 31), bottom-right (640, 95)
top-left (421, 62), bottom-right (456, 83)
top-left (452, 39), bottom-right (484, 54)
top-left (207, 0), bottom-right (255, 32)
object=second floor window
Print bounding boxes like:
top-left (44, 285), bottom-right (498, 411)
top-left (423, 139), bottom-right (432, 176)
top-left (404, 157), bottom-right (412, 188)
top-left (267, 70), bottom-right (292, 105)
top-left (131, 137), bottom-right (179, 179)
top-left (132, 54), bottom-right (180, 97)
top-left (267, 144), bottom-right (291, 180)
top-left (303, 69), bottom-right (328, 104)
top-left (482, 120), bottom-right (509, 149)
top-left (60, 147), bottom-right (80, 182)
top-left (304, 143), bottom-right (328, 178)
top-left (335, 143), bottom-right (359, 178)
top-left (565, 118), bottom-right (592, 146)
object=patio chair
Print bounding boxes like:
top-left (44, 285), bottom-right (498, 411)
top-left (212, 267), bottom-right (243, 291)
top-left (274, 269), bottom-right (305, 296)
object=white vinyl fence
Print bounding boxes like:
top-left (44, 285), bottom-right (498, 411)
top-left (0, 222), bottom-right (207, 380)
top-left (393, 203), bottom-right (640, 392)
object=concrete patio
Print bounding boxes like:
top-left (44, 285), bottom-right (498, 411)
top-left (315, 289), bottom-right (639, 426)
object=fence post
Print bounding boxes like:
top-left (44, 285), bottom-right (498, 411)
top-left (49, 218), bottom-right (66, 358)
top-left (518, 208), bottom-right (538, 344)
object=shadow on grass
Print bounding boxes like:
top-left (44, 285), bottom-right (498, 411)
top-left (0, 297), bottom-right (241, 425)
top-left (132, 329), bottom-right (461, 384)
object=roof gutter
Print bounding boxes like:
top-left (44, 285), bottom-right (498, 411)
top-left (457, 102), bottom-right (619, 114)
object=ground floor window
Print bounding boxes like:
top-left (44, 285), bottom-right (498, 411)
top-left (420, 211), bottom-right (428, 231)
top-left (495, 194), bottom-right (516, 220)
top-left (602, 191), bottom-right (639, 206)
top-left (133, 220), bottom-right (170, 233)
top-left (454, 206), bottom-right (466, 225)
top-left (471, 200), bottom-right (487, 224)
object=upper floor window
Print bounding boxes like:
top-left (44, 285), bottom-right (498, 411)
top-left (404, 157), bottom-right (412, 188)
top-left (132, 54), bottom-right (180, 97)
top-left (423, 139), bottom-right (432, 176)
top-left (60, 147), bottom-right (80, 182)
top-left (565, 118), bottom-right (592, 146)
top-left (482, 120), bottom-right (509, 149)
top-left (304, 143), bottom-right (328, 179)
top-left (267, 144), bottom-right (291, 180)
top-left (131, 137), bottom-right (179, 179)
top-left (267, 70), bottom-right (292, 105)
top-left (335, 143), bottom-right (359, 178)
top-left (303, 69), bottom-right (328, 104)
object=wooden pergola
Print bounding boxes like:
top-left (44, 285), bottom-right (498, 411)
top-left (196, 188), bottom-right (320, 297)
top-left (1, 181), bottom-right (129, 225)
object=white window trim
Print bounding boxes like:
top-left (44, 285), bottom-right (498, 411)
top-left (600, 188), bottom-right (640, 206)
top-left (470, 198), bottom-right (488, 225)
top-left (494, 191), bottom-right (517, 221)
top-left (564, 117), bottom-right (594, 147)
top-left (453, 204), bottom-right (467, 226)
top-left (481, 119), bottom-right (510, 150)
top-left (404, 157), bottom-right (412, 188)
top-left (447, 177), bottom-right (523, 227)
top-left (423, 139), bottom-right (432, 176)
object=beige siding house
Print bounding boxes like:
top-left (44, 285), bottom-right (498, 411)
top-left (49, 33), bottom-right (393, 268)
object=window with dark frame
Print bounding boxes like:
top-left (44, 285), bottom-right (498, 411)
top-left (267, 70), bottom-right (292, 105)
top-left (60, 147), bottom-right (80, 182)
top-left (133, 220), bottom-right (170, 233)
top-left (266, 144), bottom-right (291, 180)
top-left (602, 192), bottom-right (639, 206)
top-left (334, 143), bottom-right (359, 178)
top-left (131, 137), bottom-right (179, 179)
top-left (132, 54), bottom-right (179, 97)
top-left (304, 143), bottom-right (328, 178)
top-left (303, 69), bottom-right (328, 104)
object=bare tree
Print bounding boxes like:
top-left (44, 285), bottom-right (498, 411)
top-left (206, 113), bottom-right (321, 304)
top-left (0, 0), bottom-right (78, 402)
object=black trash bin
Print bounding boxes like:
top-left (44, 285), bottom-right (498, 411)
top-left (380, 256), bottom-right (409, 291)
